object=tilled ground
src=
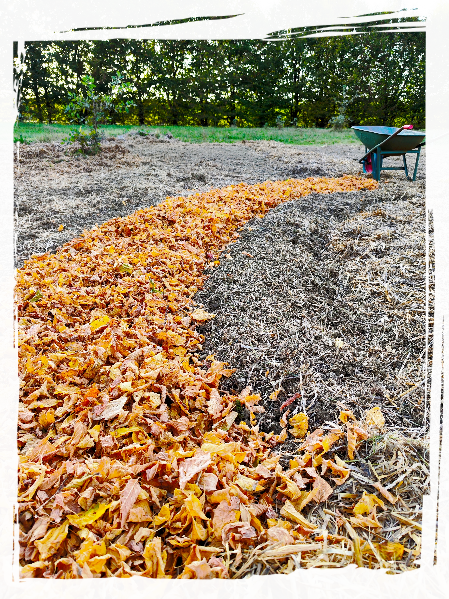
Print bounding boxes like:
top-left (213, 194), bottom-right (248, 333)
top-left (15, 133), bottom-right (428, 441)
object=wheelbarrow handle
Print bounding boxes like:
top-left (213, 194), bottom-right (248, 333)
top-left (358, 125), bottom-right (413, 164)
top-left (418, 131), bottom-right (449, 148)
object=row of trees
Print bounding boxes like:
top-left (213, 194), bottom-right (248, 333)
top-left (16, 32), bottom-right (425, 129)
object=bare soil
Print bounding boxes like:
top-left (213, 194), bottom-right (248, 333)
top-left (14, 133), bottom-right (429, 441)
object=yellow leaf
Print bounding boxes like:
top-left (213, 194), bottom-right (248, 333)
top-left (235, 474), bottom-right (264, 493)
top-left (89, 425), bottom-right (101, 442)
top-left (35, 522), bottom-right (69, 560)
top-left (74, 538), bottom-right (107, 566)
top-left (153, 504), bottom-right (171, 527)
top-left (201, 441), bottom-right (239, 456)
top-left (339, 410), bottom-right (356, 423)
top-left (119, 263), bottom-right (133, 274)
top-left (58, 224), bottom-right (64, 231)
top-left (353, 492), bottom-right (385, 515)
top-left (280, 500), bottom-right (317, 529)
top-left (190, 517), bottom-right (208, 542)
top-left (289, 412), bottom-right (308, 438)
top-left (38, 409), bottom-right (55, 429)
top-left (90, 315), bottom-right (110, 332)
top-left (277, 476), bottom-right (302, 500)
top-left (350, 511), bottom-right (382, 528)
top-left (112, 426), bottom-right (141, 437)
top-left (365, 406), bottom-right (385, 428)
top-left (86, 554), bottom-right (111, 573)
top-left (119, 381), bottom-right (134, 393)
top-left (378, 541), bottom-right (404, 561)
top-left (143, 536), bottom-right (167, 577)
top-left (185, 493), bottom-right (208, 520)
top-left (190, 308), bottom-right (215, 322)
top-left (67, 502), bottom-right (110, 527)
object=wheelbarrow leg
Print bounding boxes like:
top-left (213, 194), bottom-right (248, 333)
top-left (402, 154), bottom-right (409, 179)
top-left (375, 147), bottom-right (381, 181)
top-left (412, 146), bottom-right (421, 181)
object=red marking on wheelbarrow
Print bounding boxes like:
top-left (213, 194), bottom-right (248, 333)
top-left (364, 153), bottom-right (372, 174)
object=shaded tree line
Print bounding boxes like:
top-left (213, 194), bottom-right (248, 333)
top-left (16, 33), bottom-right (425, 129)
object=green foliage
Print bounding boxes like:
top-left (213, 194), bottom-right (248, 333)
top-left (17, 35), bottom-right (425, 130)
top-left (328, 86), bottom-right (358, 130)
top-left (234, 400), bottom-right (244, 418)
top-left (63, 127), bottom-right (102, 155)
top-left (13, 134), bottom-right (30, 144)
top-left (63, 73), bottom-right (135, 154)
top-left (13, 122), bottom-right (363, 146)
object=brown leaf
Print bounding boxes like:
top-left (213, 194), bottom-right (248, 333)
top-left (207, 388), bottom-right (223, 419)
top-left (212, 500), bottom-right (240, 538)
top-left (312, 475), bottom-right (333, 503)
top-left (120, 478), bottom-right (142, 528)
top-left (96, 396), bottom-right (128, 420)
top-left (266, 526), bottom-right (295, 544)
top-left (178, 451), bottom-right (211, 488)
top-left (199, 472), bottom-right (218, 492)
top-left (221, 522), bottom-right (257, 548)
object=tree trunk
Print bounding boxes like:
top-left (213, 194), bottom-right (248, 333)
top-left (137, 91), bottom-right (145, 125)
top-left (43, 85), bottom-right (53, 124)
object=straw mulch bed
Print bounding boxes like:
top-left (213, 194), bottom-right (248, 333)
top-left (15, 137), bottom-right (430, 578)
top-left (196, 177), bottom-right (429, 436)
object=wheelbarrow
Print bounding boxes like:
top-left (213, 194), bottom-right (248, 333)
top-left (351, 125), bottom-right (425, 181)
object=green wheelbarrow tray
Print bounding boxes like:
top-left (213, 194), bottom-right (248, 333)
top-left (352, 125), bottom-right (425, 151)
top-left (351, 125), bottom-right (425, 181)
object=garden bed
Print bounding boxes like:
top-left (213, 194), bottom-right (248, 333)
top-left (15, 134), bottom-right (430, 577)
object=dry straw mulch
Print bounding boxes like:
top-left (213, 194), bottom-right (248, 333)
top-left (16, 175), bottom-right (428, 579)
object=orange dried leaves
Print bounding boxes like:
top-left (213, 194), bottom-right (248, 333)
top-left (16, 176), bottom-right (385, 578)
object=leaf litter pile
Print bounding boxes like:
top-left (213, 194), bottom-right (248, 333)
top-left (17, 174), bottom-right (429, 579)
